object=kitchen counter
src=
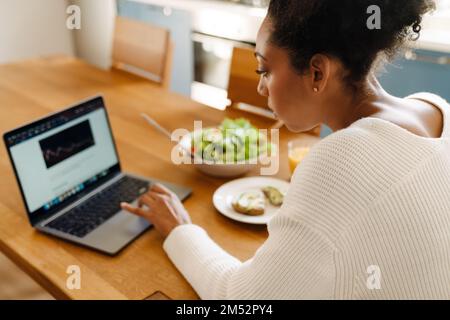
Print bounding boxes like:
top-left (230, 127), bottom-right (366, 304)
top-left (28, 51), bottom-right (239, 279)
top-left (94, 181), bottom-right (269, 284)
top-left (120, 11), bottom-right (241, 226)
top-left (131, 0), bottom-right (450, 53)
top-left (131, 0), bottom-right (266, 13)
top-left (414, 30), bottom-right (450, 53)
top-left (131, 0), bottom-right (266, 42)
top-left (414, 9), bottom-right (450, 53)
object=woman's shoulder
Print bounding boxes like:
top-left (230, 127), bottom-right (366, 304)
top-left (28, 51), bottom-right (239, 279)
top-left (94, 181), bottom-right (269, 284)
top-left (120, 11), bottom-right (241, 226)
top-left (281, 94), bottom-right (449, 241)
top-left (285, 122), bottom-right (437, 232)
top-left (301, 114), bottom-right (441, 180)
top-left (405, 92), bottom-right (449, 113)
top-left (292, 124), bottom-right (383, 187)
top-left (282, 127), bottom-right (385, 241)
top-left (300, 121), bottom-right (390, 171)
top-left (280, 127), bottom-right (386, 241)
top-left (405, 92), bottom-right (450, 138)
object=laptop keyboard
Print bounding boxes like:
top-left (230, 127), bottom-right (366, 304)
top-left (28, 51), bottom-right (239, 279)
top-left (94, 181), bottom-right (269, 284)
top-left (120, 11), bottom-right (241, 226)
top-left (45, 176), bottom-right (149, 238)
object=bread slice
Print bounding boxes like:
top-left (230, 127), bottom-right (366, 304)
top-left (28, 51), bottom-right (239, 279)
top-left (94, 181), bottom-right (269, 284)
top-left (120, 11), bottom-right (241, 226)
top-left (232, 191), bottom-right (265, 216)
top-left (262, 186), bottom-right (284, 206)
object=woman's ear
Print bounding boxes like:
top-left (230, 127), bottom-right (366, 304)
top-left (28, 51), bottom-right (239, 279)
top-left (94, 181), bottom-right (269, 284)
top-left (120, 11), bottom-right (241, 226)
top-left (309, 54), bottom-right (331, 93)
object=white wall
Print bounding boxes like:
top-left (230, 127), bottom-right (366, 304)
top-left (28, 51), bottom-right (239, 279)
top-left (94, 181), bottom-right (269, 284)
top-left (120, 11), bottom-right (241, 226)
top-left (71, 0), bottom-right (116, 69)
top-left (0, 0), bottom-right (75, 64)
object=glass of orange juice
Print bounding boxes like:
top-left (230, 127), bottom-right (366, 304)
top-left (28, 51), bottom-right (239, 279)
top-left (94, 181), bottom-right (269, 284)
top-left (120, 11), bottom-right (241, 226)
top-left (288, 139), bottom-right (311, 175)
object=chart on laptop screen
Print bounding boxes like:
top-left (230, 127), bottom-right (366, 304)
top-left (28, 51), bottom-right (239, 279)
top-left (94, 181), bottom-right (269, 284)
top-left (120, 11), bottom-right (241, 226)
top-left (39, 120), bottom-right (96, 169)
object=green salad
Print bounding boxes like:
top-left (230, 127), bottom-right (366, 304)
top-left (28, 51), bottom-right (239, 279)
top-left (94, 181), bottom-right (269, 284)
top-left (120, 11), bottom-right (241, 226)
top-left (191, 118), bottom-right (272, 163)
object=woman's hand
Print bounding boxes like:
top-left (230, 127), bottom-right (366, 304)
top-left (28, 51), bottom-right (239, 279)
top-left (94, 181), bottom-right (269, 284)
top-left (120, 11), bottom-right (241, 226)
top-left (120, 183), bottom-right (191, 238)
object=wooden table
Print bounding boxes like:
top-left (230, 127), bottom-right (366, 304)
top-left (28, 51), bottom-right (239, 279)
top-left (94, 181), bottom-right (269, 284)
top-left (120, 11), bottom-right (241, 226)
top-left (0, 56), bottom-right (319, 300)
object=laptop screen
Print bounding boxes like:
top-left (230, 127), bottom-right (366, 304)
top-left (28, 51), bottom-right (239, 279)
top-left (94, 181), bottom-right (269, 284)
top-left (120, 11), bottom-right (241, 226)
top-left (3, 96), bottom-right (120, 221)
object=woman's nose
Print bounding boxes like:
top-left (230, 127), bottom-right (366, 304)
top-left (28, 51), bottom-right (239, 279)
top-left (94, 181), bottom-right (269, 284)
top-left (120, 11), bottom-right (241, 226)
top-left (257, 78), bottom-right (268, 97)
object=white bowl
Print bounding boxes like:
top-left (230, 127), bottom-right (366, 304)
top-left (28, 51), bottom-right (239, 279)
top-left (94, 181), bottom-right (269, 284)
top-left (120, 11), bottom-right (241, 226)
top-left (178, 129), bottom-right (273, 178)
top-left (192, 161), bottom-right (257, 178)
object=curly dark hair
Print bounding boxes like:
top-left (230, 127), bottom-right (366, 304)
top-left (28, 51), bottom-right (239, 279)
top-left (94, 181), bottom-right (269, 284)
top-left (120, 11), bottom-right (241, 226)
top-left (267, 0), bottom-right (435, 88)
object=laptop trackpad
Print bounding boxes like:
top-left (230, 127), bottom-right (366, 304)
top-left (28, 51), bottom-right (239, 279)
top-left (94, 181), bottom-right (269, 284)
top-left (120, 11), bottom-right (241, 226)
top-left (83, 209), bottom-right (151, 254)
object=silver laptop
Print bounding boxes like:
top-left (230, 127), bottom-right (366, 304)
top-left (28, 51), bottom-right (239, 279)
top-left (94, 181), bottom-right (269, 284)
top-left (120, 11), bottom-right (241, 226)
top-left (3, 95), bottom-right (191, 255)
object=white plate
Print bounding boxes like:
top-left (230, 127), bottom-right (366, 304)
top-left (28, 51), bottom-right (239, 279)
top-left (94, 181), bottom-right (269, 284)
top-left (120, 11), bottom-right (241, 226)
top-left (213, 177), bottom-right (290, 225)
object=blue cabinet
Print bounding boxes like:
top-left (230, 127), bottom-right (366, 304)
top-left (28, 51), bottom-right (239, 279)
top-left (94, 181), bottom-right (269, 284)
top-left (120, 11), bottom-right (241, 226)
top-left (117, 0), bottom-right (193, 96)
top-left (320, 125), bottom-right (333, 138)
top-left (378, 49), bottom-right (450, 101)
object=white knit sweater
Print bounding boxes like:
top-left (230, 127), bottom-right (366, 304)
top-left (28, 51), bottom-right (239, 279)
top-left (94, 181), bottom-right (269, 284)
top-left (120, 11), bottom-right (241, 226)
top-left (163, 92), bottom-right (450, 299)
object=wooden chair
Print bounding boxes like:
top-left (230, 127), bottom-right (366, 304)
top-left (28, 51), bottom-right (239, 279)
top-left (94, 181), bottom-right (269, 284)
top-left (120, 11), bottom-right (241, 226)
top-left (228, 46), bottom-right (321, 135)
top-left (112, 16), bottom-right (173, 89)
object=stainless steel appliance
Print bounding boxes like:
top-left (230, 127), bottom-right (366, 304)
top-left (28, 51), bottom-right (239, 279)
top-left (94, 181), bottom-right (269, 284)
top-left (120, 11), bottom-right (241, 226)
top-left (191, 1), bottom-right (266, 109)
top-left (216, 0), bottom-right (269, 7)
top-left (192, 33), bottom-right (254, 109)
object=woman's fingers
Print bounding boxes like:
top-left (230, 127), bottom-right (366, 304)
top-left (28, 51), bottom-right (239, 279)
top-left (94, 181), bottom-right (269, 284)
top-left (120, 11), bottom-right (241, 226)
top-left (138, 192), bottom-right (168, 210)
top-left (150, 183), bottom-right (173, 196)
top-left (146, 191), bottom-right (171, 203)
top-left (122, 185), bottom-right (191, 238)
top-left (120, 202), bottom-right (147, 217)
top-left (138, 194), bottom-right (156, 208)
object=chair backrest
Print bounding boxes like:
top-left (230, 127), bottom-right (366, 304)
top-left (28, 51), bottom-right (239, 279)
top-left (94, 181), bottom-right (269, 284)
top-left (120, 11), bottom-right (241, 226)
top-left (112, 16), bottom-right (172, 88)
top-left (228, 46), bottom-right (270, 113)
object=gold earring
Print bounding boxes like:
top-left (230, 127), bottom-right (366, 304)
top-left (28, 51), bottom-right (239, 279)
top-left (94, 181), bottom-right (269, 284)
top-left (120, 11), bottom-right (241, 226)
top-left (313, 87), bottom-right (319, 92)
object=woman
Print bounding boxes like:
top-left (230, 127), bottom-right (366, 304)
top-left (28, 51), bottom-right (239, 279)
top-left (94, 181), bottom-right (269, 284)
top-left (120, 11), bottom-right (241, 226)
top-left (122, 0), bottom-right (450, 299)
